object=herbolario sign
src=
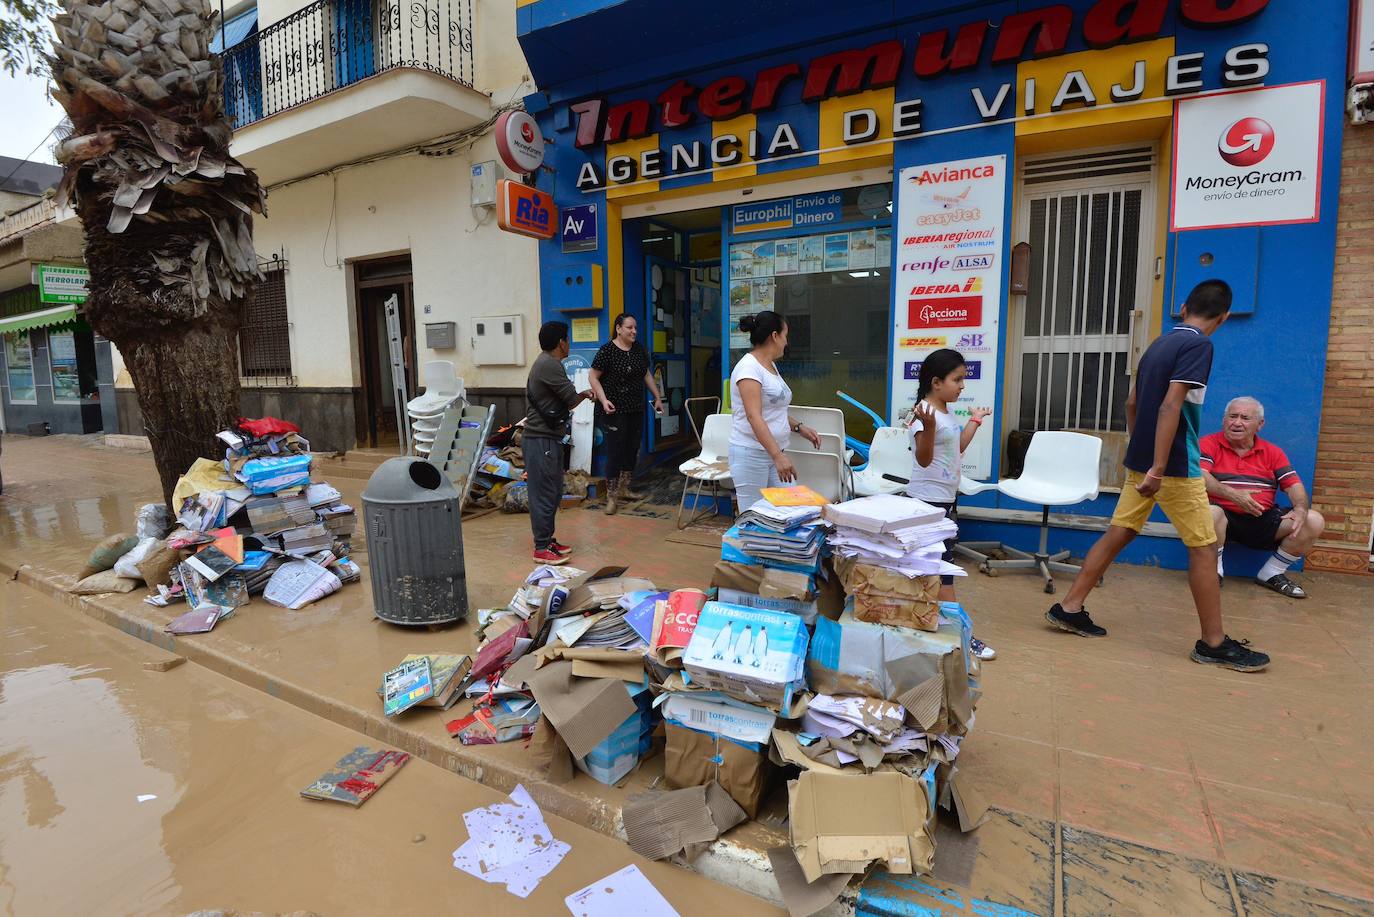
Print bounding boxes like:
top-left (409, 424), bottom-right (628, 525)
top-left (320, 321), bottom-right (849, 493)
top-left (569, 0), bottom-right (1276, 191)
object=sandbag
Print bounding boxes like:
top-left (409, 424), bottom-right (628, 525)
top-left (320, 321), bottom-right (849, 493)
top-left (79, 533), bottom-right (139, 579)
top-left (113, 537), bottom-right (158, 580)
top-left (69, 569), bottom-right (139, 595)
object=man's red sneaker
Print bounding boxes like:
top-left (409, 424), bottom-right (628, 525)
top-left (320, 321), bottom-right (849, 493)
top-left (550, 539), bottom-right (573, 556)
top-left (532, 548), bottom-right (568, 565)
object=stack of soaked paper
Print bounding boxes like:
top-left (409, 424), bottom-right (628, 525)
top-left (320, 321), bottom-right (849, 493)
top-left (379, 653), bottom-right (472, 712)
top-left (262, 559), bottom-right (341, 609)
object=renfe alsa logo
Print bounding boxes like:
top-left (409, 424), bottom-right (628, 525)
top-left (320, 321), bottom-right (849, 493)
top-left (909, 277), bottom-right (983, 329)
top-left (1218, 116), bottom-right (1275, 167)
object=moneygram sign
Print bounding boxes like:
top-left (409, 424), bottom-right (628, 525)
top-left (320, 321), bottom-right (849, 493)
top-left (1171, 81), bottom-right (1324, 231)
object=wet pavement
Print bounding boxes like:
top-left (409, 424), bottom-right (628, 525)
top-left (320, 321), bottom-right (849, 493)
top-left (2, 434), bottom-right (1374, 915)
top-left (0, 580), bottom-right (782, 917)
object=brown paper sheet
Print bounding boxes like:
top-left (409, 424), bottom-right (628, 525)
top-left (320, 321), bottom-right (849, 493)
top-left (528, 714), bottom-right (574, 784)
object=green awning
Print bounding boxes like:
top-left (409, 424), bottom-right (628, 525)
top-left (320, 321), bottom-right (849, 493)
top-left (0, 305), bottom-right (78, 334)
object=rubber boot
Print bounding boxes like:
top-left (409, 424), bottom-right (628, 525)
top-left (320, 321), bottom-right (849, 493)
top-left (619, 471), bottom-right (648, 501)
top-left (603, 476), bottom-right (620, 515)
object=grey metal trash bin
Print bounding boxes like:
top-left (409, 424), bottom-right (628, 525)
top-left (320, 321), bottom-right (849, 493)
top-left (362, 457), bottom-right (468, 626)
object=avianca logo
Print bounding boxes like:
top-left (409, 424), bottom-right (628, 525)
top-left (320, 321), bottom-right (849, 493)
top-left (909, 165), bottom-right (996, 185)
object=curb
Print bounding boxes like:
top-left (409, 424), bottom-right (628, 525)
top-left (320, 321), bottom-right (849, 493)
top-left (0, 557), bottom-right (832, 912)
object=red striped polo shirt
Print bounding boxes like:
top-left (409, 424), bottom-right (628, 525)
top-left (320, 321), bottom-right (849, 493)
top-left (1199, 432), bottom-right (1300, 513)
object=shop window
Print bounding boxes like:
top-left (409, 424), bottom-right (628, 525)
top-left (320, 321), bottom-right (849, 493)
top-left (4, 332), bottom-right (36, 403)
top-left (238, 260), bottom-right (294, 386)
top-left (48, 329), bottom-right (82, 403)
top-left (726, 183), bottom-right (894, 433)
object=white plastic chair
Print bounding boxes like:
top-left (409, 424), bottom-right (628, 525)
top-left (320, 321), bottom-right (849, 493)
top-left (784, 448), bottom-right (846, 503)
top-left (810, 432), bottom-right (854, 499)
top-left (956, 431), bottom-right (1103, 594)
top-left (407, 361), bottom-right (463, 417)
top-left (852, 427), bottom-right (913, 496)
top-left (676, 413), bottom-right (734, 530)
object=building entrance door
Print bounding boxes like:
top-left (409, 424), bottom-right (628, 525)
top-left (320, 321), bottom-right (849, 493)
top-left (1010, 146), bottom-right (1157, 478)
top-left (354, 257), bottom-right (416, 448)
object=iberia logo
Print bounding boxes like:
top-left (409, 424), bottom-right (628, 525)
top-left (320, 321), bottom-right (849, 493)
top-left (1218, 117), bottom-right (1275, 167)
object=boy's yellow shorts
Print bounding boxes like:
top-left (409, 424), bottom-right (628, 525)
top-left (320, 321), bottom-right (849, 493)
top-left (1110, 471), bottom-right (1217, 548)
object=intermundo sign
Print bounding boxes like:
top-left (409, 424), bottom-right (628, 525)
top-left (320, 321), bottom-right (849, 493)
top-left (569, 0), bottom-right (1274, 191)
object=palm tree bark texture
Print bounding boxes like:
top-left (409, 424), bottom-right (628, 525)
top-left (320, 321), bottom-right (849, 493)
top-left (48, 0), bottom-right (266, 505)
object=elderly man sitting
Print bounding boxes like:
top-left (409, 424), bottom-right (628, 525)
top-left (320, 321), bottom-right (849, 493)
top-left (1200, 396), bottom-right (1325, 598)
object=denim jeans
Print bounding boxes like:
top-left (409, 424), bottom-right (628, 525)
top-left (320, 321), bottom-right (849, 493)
top-left (729, 443), bottom-right (781, 512)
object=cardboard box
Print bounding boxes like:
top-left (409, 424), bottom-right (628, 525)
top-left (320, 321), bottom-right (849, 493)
top-left (574, 682), bottom-right (656, 785)
top-left (807, 612), bottom-right (973, 735)
top-left (661, 693), bottom-right (776, 744)
top-left (663, 722), bottom-right (774, 819)
top-left (683, 601), bottom-right (809, 708)
top-left (788, 771), bottom-right (936, 883)
top-left (833, 556), bottom-right (940, 631)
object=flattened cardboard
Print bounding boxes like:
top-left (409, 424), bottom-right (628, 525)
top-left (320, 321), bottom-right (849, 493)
top-left (663, 722), bottom-right (773, 819)
top-left (525, 660), bottom-right (635, 760)
top-left (621, 782), bottom-right (746, 861)
top-left (788, 771), bottom-right (934, 883)
top-left (529, 714), bottom-right (575, 784)
top-left (767, 845), bottom-right (853, 917)
top-left (536, 644), bottom-right (647, 683)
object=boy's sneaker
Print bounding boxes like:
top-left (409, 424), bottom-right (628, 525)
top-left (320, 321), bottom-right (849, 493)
top-left (549, 540), bottom-right (573, 557)
top-left (532, 548), bottom-right (568, 566)
top-left (1045, 604), bottom-right (1107, 637)
top-left (1190, 636), bottom-right (1270, 672)
top-left (970, 636), bottom-right (997, 661)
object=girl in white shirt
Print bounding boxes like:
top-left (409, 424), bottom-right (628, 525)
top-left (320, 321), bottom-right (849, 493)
top-left (728, 311), bottom-right (821, 510)
top-left (908, 348), bottom-right (995, 661)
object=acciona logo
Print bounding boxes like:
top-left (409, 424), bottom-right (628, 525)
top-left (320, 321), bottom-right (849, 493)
top-left (1218, 117), bottom-right (1275, 167)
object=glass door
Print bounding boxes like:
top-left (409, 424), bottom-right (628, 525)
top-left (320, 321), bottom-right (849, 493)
top-left (645, 256), bottom-right (691, 452)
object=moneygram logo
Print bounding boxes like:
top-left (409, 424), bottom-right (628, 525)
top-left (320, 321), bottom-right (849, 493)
top-left (1218, 117), bottom-right (1275, 167)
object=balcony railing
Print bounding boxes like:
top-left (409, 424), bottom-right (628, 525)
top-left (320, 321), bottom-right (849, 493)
top-left (219, 0), bottom-right (474, 130)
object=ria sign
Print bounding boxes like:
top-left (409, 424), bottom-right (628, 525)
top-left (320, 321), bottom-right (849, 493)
top-left (1218, 116), bottom-right (1275, 167)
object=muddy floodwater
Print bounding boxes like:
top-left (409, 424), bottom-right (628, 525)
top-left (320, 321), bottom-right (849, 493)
top-left (0, 582), bottom-right (778, 917)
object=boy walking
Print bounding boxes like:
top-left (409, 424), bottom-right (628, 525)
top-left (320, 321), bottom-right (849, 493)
top-left (523, 321), bottom-right (593, 565)
top-left (1045, 280), bottom-right (1270, 673)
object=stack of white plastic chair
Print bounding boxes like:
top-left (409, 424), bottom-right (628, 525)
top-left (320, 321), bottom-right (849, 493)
top-left (407, 361), bottom-right (464, 457)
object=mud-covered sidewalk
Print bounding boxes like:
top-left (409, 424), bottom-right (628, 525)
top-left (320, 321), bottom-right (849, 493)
top-left (2, 434), bottom-right (1372, 914)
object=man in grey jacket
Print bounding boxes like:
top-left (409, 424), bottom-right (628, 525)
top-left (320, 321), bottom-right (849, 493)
top-left (524, 321), bottom-right (592, 564)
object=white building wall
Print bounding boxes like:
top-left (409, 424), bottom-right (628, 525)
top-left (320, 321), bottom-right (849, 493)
top-left (254, 132), bottom-right (540, 391)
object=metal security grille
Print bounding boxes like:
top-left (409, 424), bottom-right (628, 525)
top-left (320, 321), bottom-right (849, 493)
top-left (239, 258), bottom-right (294, 387)
top-left (1013, 148), bottom-right (1156, 436)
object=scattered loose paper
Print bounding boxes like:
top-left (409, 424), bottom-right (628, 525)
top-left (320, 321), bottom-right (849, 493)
top-left (565, 864), bottom-right (680, 917)
top-left (452, 784), bottom-right (570, 898)
top-left (136, 794), bottom-right (157, 803)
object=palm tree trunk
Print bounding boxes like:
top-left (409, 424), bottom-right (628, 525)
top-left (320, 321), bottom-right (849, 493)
top-left (121, 321), bottom-right (241, 507)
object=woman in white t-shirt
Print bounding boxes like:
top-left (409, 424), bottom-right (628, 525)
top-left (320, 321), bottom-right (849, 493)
top-left (728, 311), bottom-right (821, 510)
top-left (907, 347), bottom-right (996, 661)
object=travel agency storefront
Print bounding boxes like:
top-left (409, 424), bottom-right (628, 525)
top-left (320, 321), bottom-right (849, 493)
top-left (515, 0), bottom-right (1347, 570)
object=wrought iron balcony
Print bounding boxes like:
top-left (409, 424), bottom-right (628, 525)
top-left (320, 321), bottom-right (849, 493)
top-left (219, 0), bottom-right (474, 130)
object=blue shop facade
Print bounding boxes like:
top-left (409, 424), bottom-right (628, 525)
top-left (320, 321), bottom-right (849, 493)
top-left (516, 0), bottom-right (1347, 571)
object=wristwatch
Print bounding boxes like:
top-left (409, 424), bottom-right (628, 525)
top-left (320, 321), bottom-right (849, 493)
top-left (790, 421), bottom-right (802, 433)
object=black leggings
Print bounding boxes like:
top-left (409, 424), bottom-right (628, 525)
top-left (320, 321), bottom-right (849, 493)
top-left (597, 407), bottom-right (644, 479)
